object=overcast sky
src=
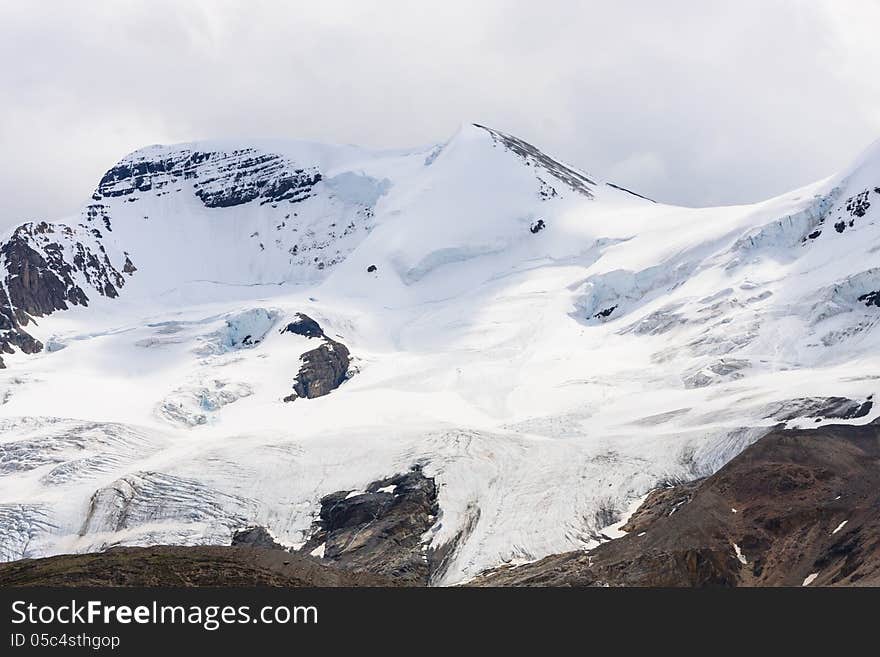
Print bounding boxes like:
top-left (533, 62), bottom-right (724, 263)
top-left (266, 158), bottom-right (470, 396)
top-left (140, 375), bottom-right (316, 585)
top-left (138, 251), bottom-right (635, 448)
top-left (2, 0), bottom-right (880, 227)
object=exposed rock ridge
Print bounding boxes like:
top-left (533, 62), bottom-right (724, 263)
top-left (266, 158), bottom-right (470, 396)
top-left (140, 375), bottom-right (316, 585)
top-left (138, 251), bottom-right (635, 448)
top-left (96, 147), bottom-right (322, 208)
top-left (474, 123), bottom-right (596, 198)
top-left (282, 313), bottom-right (352, 400)
top-left (0, 221), bottom-right (132, 367)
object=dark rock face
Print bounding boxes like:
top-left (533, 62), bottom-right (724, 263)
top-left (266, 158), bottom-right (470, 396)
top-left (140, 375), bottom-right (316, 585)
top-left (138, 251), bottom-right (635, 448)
top-left (858, 290), bottom-right (880, 308)
top-left (299, 466), bottom-right (439, 585)
top-left (3, 225), bottom-right (86, 318)
top-left (0, 221), bottom-right (132, 367)
top-left (812, 187), bottom-right (873, 240)
top-left (282, 314), bottom-right (352, 401)
top-left (594, 305), bottom-right (617, 319)
top-left (281, 313), bottom-right (324, 339)
top-left (231, 526), bottom-right (286, 551)
top-left (123, 255), bottom-right (137, 274)
top-left (96, 148), bottom-right (321, 209)
top-left (846, 190), bottom-right (870, 218)
top-left (474, 124), bottom-right (596, 198)
top-left (0, 300), bottom-right (42, 359)
top-left (529, 219), bottom-right (546, 234)
top-left (767, 396), bottom-right (873, 422)
top-left (84, 203), bottom-right (113, 232)
top-left (472, 423), bottom-right (880, 587)
top-left (290, 339), bottom-right (351, 399)
top-left (367, 264), bottom-right (377, 273)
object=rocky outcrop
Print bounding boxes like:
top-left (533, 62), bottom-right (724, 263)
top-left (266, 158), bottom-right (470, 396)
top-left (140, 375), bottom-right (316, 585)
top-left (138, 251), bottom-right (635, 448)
top-left (0, 221), bottom-right (133, 367)
top-left (282, 314), bottom-right (352, 400)
top-left (766, 396), bottom-right (873, 422)
top-left (232, 526), bottom-right (287, 551)
top-left (289, 340), bottom-right (351, 400)
top-left (96, 148), bottom-right (321, 208)
top-left (299, 466), bottom-right (439, 585)
top-left (281, 313), bottom-right (325, 339)
top-left (472, 423), bottom-right (880, 586)
top-left (2, 225), bottom-right (87, 318)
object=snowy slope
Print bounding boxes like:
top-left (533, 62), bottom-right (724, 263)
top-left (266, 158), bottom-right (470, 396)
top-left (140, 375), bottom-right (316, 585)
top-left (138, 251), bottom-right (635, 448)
top-left (1, 125), bottom-right (880, 583)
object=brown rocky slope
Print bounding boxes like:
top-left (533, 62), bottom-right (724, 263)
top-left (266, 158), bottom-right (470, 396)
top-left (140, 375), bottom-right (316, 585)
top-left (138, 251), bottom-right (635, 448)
top-left (0, 546), bottom-right (391, 587)
top-left (472, 422), bottom-right (880, 586)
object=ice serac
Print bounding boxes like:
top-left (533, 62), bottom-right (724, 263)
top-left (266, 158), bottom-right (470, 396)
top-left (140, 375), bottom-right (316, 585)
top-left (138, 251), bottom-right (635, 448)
top-left (4, 126), bottom-right (880, 585)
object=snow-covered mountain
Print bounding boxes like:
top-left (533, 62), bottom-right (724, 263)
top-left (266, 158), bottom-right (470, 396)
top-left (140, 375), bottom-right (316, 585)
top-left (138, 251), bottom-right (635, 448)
top-left (2, 123), bottom-right (879, 584)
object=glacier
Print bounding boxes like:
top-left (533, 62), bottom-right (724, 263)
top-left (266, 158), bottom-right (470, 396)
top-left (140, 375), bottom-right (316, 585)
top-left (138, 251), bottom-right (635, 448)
top-left (2, 124), bottom-right (880, 584)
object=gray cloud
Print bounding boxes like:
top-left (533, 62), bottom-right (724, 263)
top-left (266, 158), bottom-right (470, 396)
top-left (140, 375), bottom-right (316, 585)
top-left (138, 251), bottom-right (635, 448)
top-left (1, 0), bottom-right (879, 228)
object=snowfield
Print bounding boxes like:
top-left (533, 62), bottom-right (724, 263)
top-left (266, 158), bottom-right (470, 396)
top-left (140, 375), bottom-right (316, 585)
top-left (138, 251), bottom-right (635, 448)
top-left (2, 124), bottom-right (880, 584)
